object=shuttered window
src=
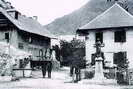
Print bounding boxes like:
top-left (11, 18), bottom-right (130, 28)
top-left (114, 30), bottom-right (126, 42)
top-left (113, 52), bottom-right (127, 68)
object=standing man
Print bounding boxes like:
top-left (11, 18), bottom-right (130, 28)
top-left (70, 50), bottom-right (82, 83)
top-left (41, 47), bottom-right (53, 78)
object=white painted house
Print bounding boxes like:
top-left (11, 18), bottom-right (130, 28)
top-left (77, 3), bottom-right (133, 69)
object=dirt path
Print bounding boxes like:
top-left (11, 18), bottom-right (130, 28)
top-left (0, 67), bottom-right (132, 89)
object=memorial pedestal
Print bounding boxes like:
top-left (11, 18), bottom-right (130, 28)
top-left (93, 57), bottom-right (106, 82)
top-left (79, 57), bottom-right (117, 85)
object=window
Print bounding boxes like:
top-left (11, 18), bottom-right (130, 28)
top-left (113, 52), bottom-right (127, 68)
top-left (5, 32), bottom-right (9, 42)
top-left (28, 37), bottom-right (33, 43)
top-left (19, 59), bottom-right (23, 68)
top-left (95, 32), bottom-right (103, 43)
top-left (15, 11), bottom-right (19, 19)
top-left (91, 54), bottom-right (95, 65)
top-left (18, 43), bottom-right (24, 49)
top-left (114, 30), bottom-right (126, 42)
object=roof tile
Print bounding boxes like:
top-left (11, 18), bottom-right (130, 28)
top-left (0, 8), bottom-right (55, 38)
top-left (79, 3), bottom-right (133, 30)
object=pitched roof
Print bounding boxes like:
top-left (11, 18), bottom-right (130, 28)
top-left (78, 3), bottom-right (133, 30)
top-left (0, 8), bottom-right (55, 38)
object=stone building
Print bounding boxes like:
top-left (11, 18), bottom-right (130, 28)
top-left (77, 3), bottom-right (133, 69)
top-left (0, 7), bottom-right (54, 61)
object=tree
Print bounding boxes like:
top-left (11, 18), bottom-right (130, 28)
top-left (106, 0), bottom-right (129, 11)
top-left (118, 0), bottom-right (129, 11)
top-left (60, 39), bottom-right (85, 66)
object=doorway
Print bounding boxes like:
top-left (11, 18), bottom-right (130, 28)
top-left (113, 51), bottom-right (128, 84)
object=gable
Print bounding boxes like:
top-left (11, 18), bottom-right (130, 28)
top-left (79, 3), bottom-right (133, 30)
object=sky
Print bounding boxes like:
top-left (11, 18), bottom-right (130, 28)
top-left (7, 0), bottom-right (89, 25)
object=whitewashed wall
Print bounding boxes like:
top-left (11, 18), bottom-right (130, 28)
top-left (10, 29), bottom-right (18, 48)
top-left (0, 29), bottom-right (18, 48)
top-left (86, 29), bottom-right (133, 68)
top-left (126, 30), bottom-right (133, 68)
top-left (85, 32), bottom-right (95, 63)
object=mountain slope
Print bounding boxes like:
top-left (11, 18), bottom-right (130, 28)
top-left (44, 0), bottom-right (133, 35)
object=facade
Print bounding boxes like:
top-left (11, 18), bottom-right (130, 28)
top-left (0, 7), bottom-right (54, 61)
top-left (77, 3), bottom-right (133, 69)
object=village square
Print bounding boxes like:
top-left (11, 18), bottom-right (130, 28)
top-left (0, 0), bottom-right (133, 89)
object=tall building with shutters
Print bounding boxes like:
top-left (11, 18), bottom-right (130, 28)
top-left (77, 3), bottom-right (133, 69)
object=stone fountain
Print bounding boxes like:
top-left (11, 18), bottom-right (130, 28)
top-left (91, 40), bottom-right (106, 83)
top-left (80, 40), bottom-right (117, 84)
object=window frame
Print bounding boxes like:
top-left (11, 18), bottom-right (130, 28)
top-left (95, 32), bottom-right (103, 43)
top-left (114, 30), bottom-right (126, 43)
top-left (5, 32), bottom-right (10, 42)
top-left (18, 43), bottom-right (24, 49)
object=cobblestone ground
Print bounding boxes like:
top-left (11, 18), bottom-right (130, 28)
top-left (0, 67), bottom-right (133, 89)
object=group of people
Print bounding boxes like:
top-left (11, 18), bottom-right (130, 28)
top-left (40, 46), bottom-right (85, 83)
top-left (40, 46), bottom-right (60, 78)
top-left (41, 47), bottom-right (54, 78)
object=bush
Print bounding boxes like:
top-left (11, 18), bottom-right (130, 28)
top-left (84, 70), bottom-right (95, 79)
top-left (116, 72), bottom-right (129, 85)
top-left (0, 53), bottom-right (15, 76)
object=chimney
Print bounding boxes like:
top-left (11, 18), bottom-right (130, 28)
top-left (6, 9), bottom-right (20, 20)
top-left (6, 2), bottom-right (11, 6)
top-left (5, 2), bottom-right (14, 9)
top-left (33, 16), bottom-right (38, 20)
